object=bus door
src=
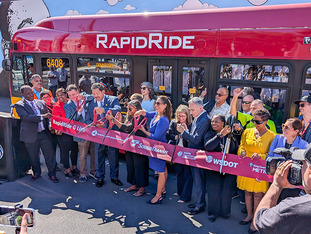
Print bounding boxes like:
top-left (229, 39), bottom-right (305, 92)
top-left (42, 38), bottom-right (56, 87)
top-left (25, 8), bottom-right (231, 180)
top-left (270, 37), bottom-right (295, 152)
top-left (178, 60), bottom-right (208, 105)
top-left (148, 59), bottom-right (177, 108)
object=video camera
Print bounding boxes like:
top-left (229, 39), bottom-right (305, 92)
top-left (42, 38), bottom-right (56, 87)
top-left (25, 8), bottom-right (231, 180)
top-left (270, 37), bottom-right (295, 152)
top-left (266, 147), bottom-right (302, 186)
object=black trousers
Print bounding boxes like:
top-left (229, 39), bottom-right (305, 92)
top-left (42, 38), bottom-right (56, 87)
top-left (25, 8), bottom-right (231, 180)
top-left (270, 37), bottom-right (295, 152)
top-left (57, 134), bottom-right (78, 170)
top-left (125, 151), bottom-right (149, 188)
top-left (206, 170), bottom-right (237, 217)
top-left (24, 131), bottom-right (56, 177)
top-left (175, 163), bottom-right (193, 202)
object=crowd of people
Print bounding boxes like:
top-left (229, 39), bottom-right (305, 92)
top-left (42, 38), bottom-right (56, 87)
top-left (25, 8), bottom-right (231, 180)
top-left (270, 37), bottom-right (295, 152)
top-left (14, 74), bottom-right (311, 233)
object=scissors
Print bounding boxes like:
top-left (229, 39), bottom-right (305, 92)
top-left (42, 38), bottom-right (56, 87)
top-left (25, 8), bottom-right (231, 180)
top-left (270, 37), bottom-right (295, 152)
top-left (121, 115), bottom-right (147, 146)
top-left (101, 111), bottom-right (122, 144)
top-left (69, 98), bottom-right (85, 124)
top-left (78, 108), bottom-right (105, 133)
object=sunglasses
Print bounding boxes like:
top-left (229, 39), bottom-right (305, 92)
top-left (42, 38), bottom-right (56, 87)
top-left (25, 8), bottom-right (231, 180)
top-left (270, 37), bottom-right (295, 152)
top-left (251, 119), bottom-right (264, 125)
top-left (299, 103), bottom-right (308, 108)
top-left (242, 101), bottom-right (252, 104)
top-left (215, 93), bottom-right (224, 97)
top-left (140, 87), bottom-right (147, 90)
top-left (155, 101), bottom-right (163, 106)
top-left (282, 124), bottom-right (292, 130)
top-left (128, 107), bottom-right (134, 111)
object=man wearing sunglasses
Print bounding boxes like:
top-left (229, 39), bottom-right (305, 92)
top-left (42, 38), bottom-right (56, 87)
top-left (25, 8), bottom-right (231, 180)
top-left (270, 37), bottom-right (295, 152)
top-left (254, 145), bottom-right (311, 233)
top-left (241, 95), bottom-right (254, 115)
top-left (230, 88), bottom-right (276, 133)
top-left (202, 87), bottom-right (230, 120)
top-left (295, 95), bottom-right (311, 143)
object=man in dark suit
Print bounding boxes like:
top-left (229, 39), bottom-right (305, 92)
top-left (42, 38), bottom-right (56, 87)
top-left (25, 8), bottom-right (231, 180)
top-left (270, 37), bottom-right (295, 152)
top-left (177, 97), bottom-right (210, 215)
top-left (85, 83), bottom-right (122, 187)
top-left (15, 85), bottom-right (58, 182)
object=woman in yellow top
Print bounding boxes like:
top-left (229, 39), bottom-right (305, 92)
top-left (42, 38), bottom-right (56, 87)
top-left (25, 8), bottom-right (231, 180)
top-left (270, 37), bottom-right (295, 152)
top-left (237, 108), bottom-right (276, 234)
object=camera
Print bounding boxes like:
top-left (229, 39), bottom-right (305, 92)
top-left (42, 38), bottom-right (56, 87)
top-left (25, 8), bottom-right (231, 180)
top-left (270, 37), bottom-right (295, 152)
top-left (0, 204), bottom-right (35, 228)
top-left (265, 147), bottom-right (302, 186)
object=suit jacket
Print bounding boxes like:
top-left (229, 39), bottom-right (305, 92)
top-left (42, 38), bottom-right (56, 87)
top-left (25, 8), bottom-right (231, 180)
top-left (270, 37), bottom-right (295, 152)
top-left (85, 95), bottom-right (121, 130)
top-left (166, 119), bottom-right (190, 147)
top-left (15, 99), bottom-right (50, 143)
top-left (297, 115), bottom-right (311, 143)
top-left (182, 111), bottom-right (210, 149)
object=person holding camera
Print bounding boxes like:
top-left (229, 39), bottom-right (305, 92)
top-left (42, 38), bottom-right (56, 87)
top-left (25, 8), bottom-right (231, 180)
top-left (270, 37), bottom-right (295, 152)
top-left (267, 118), bottom-right (308, 202)
top-left (254, 145), bottom-right (311, 233)
top-left (236, 108), bottom-right (276, 233)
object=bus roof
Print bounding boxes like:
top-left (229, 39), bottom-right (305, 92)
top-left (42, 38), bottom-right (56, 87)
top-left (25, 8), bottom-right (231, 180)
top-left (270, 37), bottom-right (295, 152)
top-left (34, 3), bottom-right (311, 32)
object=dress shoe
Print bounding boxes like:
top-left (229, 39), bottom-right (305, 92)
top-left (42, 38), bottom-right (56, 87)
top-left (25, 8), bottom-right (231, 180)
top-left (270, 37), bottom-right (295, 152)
top-left (153, 191), bottom-right (166, 197)
top-left (188, 207), bottom-right (205, 215)
top-left (188, 203), bottom-right (196, 209)
top-left (49, 176), bottom-right (59, 183)
top-left (64, 171), bottom-right (74, 178)
top-left (96, 179), bottom-right (104, 187)
top-left (248, 227), bottom-right (257, 234)
top-left (208, 215), bottom-right (216, 222)
top-left (71, 169), bottom-right (80, 177)
top-left (30, 175), bottom-right (41, 181)
top-left (111, 178), bottom-right (123, 186)
top-left (146, 196), bottom-right (162, 205)
top-left (239, 219), bottom-right (253, 225)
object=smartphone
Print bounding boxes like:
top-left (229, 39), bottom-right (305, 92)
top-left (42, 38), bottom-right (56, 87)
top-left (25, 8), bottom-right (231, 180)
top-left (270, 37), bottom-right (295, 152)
top-left (0, 205), bottom-right (35, 228)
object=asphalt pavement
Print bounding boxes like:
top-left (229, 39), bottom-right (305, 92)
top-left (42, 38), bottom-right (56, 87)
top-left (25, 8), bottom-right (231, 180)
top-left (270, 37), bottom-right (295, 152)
top-left (0, 153), bottom-right (251, 234)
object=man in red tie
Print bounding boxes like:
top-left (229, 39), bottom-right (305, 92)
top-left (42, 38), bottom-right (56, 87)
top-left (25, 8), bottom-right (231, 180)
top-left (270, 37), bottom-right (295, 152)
top-left (15, 85), bottom-right (59, 183)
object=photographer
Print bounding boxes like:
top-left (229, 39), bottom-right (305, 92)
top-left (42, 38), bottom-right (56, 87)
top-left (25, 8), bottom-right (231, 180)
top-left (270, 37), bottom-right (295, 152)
top-left (254, 145), bottom-right (311, 233)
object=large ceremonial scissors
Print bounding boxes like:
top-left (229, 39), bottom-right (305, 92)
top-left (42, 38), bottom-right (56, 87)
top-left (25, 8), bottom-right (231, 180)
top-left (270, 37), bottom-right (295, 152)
top-left (101, 111), bottom-right (122, 144)
top-left (121, 115), bottom-right (147, 146)
top-left (78, 109), bottom-right (105, 133)
top-left (69, 98), bottom-right (85, 124)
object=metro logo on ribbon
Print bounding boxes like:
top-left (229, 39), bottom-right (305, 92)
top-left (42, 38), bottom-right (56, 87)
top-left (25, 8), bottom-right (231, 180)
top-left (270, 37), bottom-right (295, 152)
top-left (51, 116), bottom-right (273, 182)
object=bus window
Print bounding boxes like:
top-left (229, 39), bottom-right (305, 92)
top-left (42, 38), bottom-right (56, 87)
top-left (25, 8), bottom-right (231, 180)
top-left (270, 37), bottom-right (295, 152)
top-left (12, 56), bottom-right (24, 92)
top-left (153, 66), bottom-right (172, 95)
top-left (301, 90), bottom-right (311, 96)
top-left (77, 57), bottom-right (131, 75)
top-left (41, 57), bottom-right (71, 90)
top-left (220, 64), bottom-right (289, 82)
top-left (305, 67), bottom-right (311, 84)
top-left (182, 66), bottom-right (205, 103)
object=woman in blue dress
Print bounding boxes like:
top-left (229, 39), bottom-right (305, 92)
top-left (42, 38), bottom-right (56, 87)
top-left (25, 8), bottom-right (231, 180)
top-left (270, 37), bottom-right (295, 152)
top-left (136, 95), bottom-right (172, 204)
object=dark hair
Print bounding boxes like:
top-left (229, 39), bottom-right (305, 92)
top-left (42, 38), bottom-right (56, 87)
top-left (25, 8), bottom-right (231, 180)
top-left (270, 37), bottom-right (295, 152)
top-left (141, 82), bottom-right (156, 100)
top-left (39, 90), bottom-right (51, 99)
top-left (130, 93), bottom-right (143, 103)
top-left (125, 100), bottom-right (142, 124)
top-left (56, 88), bottom-right (67, 96)
top-left (20, 85), bottom-right (32, 94)
top-left (66, 84), bottom-right (78, 92)
top-left (286, 118), bottom-right (303, 131)
top-left (252, 108), bottom-right (270, 121)
top-left (91, 83), bottom-right (105, 92)
top-left (158, 96), bottom-right (172, 119)
top-left (212, 114), bottom-right (226, 125)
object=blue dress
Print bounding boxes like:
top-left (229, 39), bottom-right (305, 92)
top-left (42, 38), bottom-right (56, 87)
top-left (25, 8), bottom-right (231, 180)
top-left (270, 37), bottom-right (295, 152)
top-left (146, 111), bottom-right (169, 172)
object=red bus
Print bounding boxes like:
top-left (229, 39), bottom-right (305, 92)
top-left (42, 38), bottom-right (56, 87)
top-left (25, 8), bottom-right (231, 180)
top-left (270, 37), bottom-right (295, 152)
top-left (4, 3), bottom-right (311, 132)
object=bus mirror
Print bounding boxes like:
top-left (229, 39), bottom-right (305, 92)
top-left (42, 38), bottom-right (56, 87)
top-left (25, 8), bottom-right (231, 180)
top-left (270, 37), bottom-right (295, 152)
top-left (2, 59), bottom-right (12, 71)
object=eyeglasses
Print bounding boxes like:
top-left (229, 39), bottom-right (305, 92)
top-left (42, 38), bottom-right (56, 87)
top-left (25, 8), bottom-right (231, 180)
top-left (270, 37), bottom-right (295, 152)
top-left (155, 101), bottom-right (163, 106)
top-left (128, 107), bottom-right (134, 111)
top-left (140, 87), bottom-right (147, 90)
top-left (215, 93), bottom-right (223, 97)
top-left (251, 119), bottom-right (264, 125)
top-left (242, 101), bottom-right (252, 104)
top-left (282, 124), bottom-right (292, 130)
top-left (298, 103), bottom-right (309, 108)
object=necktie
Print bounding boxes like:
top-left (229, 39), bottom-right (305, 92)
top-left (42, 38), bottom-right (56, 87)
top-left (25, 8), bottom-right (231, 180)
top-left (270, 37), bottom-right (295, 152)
top-left (190, 118), bottom-right (197, 135)
top-left (30, 101), bottom-right (43, 132)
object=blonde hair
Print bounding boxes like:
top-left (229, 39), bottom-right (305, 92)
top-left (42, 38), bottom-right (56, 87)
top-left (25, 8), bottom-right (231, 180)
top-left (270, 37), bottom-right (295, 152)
top-left (175, 104), bottom-right (192, 125)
